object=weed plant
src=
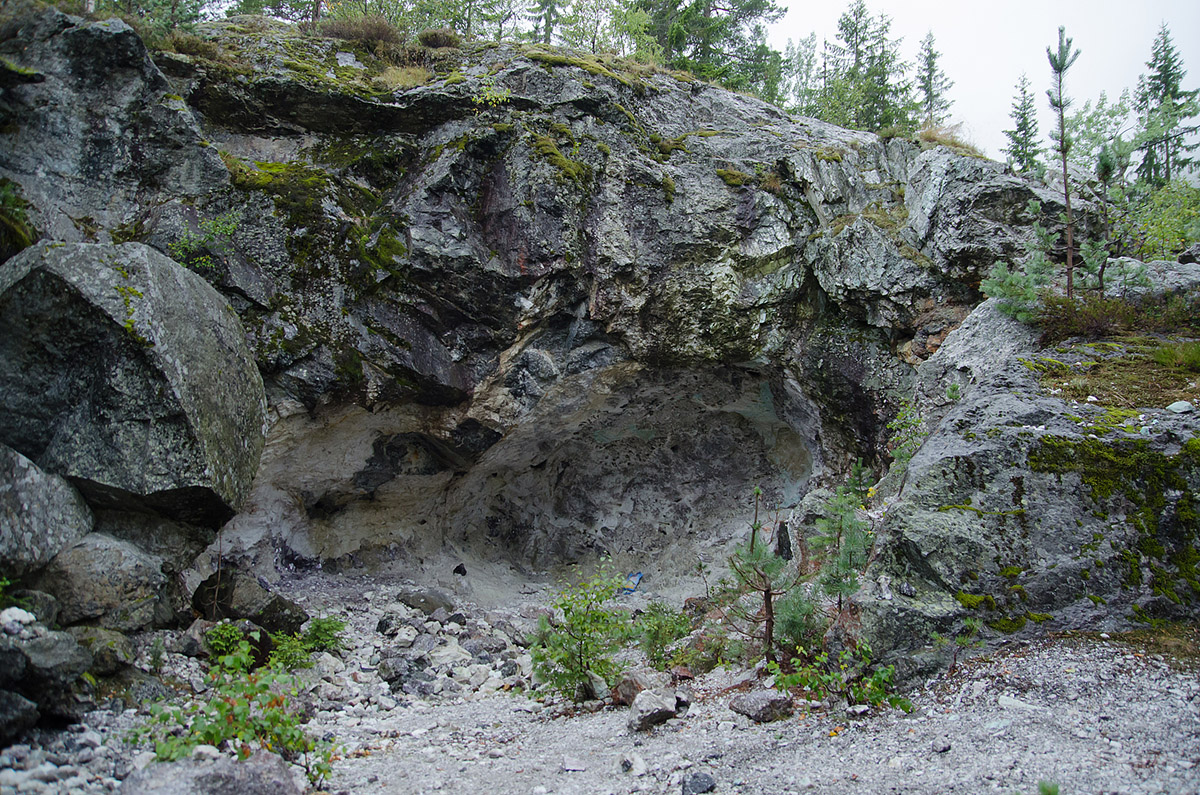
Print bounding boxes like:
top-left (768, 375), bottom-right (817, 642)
top-left (636, 602), bottom-right (691, 670)
top-left (131, 637), bottom-right (333, 787)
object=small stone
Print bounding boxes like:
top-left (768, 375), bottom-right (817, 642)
top-left (561, 756), bottom-right (587, 772)
top-left (1166, 400), bottom-right (1195, 414)
top-left (0, 607), bottom-right (37, 626)
top-left (931, 736), bottom-right (951, 753)
top-left (191, 745), bottom-right (221, 761)
top-left (628, 688), bottom-right (678, 731)
top-left (618, 753), bottom-right (648, 776)
top-left (682, 771), bottom-right (716, 794)
top-left (997, 694), bottom-right (1046, 712)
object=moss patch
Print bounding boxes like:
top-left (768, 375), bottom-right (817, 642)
top-left (1029, 435), bottom-right (1200, 603)
top-left (531, 135), bottom-right (589, 182)
top-left (716, 168), bottom-right (751, 187)
top-left (0, 178), bottom-right (37, 261)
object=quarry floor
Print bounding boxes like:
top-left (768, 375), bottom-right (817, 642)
top-left (280, 571), bottom-right (1200, 795)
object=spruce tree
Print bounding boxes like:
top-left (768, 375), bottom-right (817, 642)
top-left (1003, 74), bottom-right (1041, 173)
top-left (1046, 26), bottom-right (1080, 300)
top-left (526, 0), bottom-right (562, 43)
top-left (1135, 23), bottom-right (1199, 185)
top-left (916, 31), bottom-right (953, 126)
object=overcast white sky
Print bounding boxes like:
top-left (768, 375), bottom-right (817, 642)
top-left (767, 0), bottom-right (1200, 161)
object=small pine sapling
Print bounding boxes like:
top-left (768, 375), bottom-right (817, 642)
top-left (811, 487), bottom-right (872, 613)
top-left (727, 487), bottom-right (803, 665)
top-left (931, 616), bottom-right (983, 673)
top-left (983, 200), bottom-right (1058, 321)
top-left (886, 398), bottom-right (926, 464)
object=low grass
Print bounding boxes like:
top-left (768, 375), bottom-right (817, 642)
top-left (915, 123), bottom-right (984, 158)
top-left (374, 65), bottom-right (430, 90)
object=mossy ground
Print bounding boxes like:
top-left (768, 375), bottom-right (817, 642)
top-left (1032, 334), bottom-right (1200, 409)
top-left (1054, 622), bottom-right (1200, 670)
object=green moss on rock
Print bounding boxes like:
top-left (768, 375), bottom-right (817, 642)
top-left (1029, 434), bottom-right (1200, 603)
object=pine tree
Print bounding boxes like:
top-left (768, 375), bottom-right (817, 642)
top-left (1046, 26), bottom-right (1081, 300)
top-left (915, 31), bottom-right (953, 126)
top-left (1135, 23), bottom-right (1199, 185)
top-left (1003, 74), bottom-right (1041, 173)
top-left (636, 0), bottom-right (784, 96)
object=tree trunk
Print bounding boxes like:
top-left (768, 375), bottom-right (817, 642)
top-left (762, 586), bottom-right (775, 665)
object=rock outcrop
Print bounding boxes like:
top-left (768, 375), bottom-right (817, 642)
top-left (0, 7), bottom-right (1193, 685)
top-left (863, 295), bottom-right (1200, 674)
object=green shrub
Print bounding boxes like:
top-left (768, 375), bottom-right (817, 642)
top-left (417, 27), bottom-right (461, 49)
top-left (531, 564), bottom-right (631, 700)
top-left (636, 603), bottom-right (690, 670)
top-left (771, 640), bottom-right (911, 712)
top-left (886, 398), bottom-right (925, 464)
top-left (204, 621), bottom-right (244, 658)
top-left (268, 632), bottom-right (313, 670)
top-left (131, 639), bottom-right (333, 787)
top-left (302, 616), bottom-right (348, 653)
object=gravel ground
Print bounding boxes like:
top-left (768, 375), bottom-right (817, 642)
top-left (280, 573), bottom-right (1200, 795)
top-left (319, 635), bottom-right (1200, 795)
top-left (3, 572), bottom-right (1197, 795)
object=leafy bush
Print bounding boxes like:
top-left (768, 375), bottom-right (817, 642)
top-left (636, 602), bottom-right (690, 670)
top-left (886, 398), bottom-right (925, 463)
top-left (131, 639), bottom-right (333, 787)
top-left (417, 27), bottom-right (461, 49)
top-left (204, 621), bottom-right (244, 658)
top-left (167, 210), bottom-right (239, 274)
top-left (531, 564), bottom-right (631, 700)
top-left (302, 616), bottom-right (347, 653)
top-left (319, 15), bottom-right (401, 46)
top-left (771, 640), bottom-right (911, 712)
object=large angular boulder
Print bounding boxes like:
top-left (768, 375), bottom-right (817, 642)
top-left (0, 443), bottom-right (93, 578)
top-left (0, 628), bottom-right (92, 722)
top-left (33, 532), bottom-right (168, 631)
top-left (0, 241), bottom-right (267, 527)
top-left (192, 570), bottom-right (308, 635)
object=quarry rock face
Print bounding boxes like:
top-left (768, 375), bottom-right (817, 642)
top-left (862, 298), bottom-right (1200, 674)
top-left (0, 8), bottom-right (1194, 672)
